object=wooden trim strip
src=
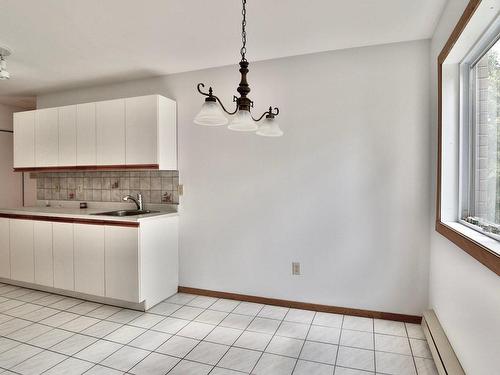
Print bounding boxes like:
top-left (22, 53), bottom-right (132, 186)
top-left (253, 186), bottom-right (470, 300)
top-left (178, 286), bottom-right (422, 324)
top-left (0, 213), bottom-right (139, 227)
top-left (436, 222), bottom-right (500, 275)
top-left (13, 164), bottom-right (159, 172)
top-left (437, 0), bottom-right (482, 64)
top-left (436, 0), bottom-right (500, 275)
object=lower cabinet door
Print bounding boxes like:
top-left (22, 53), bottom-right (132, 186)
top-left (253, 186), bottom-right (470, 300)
top-left (105, 226), bottom-right (139, 302)
top-left (53, 222), bottom-right (74, 290)
top-left (10, 219), bottom-right (34, 283)
top-left (0, 218), bottom-right (10, 278)
top-left (34, 221), bottom-right (54, 287)
top-left (74, 224), bottom-right (105, 296)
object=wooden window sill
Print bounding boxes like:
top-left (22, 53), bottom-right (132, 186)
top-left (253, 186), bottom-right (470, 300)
top-left (436, 221), bottom-right (500, 275)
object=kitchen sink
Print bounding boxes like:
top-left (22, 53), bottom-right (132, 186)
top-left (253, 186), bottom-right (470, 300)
top-left (92, 209), bottom-right (159, 217)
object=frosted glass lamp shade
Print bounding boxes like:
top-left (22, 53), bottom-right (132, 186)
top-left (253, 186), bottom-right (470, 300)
top-left (0, 58), bottom-right (9, 80)
top-left (228, 109), bottom-right (258, 131)
top-left (194, 100), bottom-right (228, 126)
top-left (256, 116), bottom-right (283, 137)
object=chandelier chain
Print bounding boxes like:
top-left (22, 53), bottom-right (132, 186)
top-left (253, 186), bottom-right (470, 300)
top-left (240, 0), bottom-right (247, 61)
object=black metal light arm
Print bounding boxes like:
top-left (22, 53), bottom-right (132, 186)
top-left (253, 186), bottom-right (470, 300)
top-left (252, 106), bottom-right (279, 122)
top-left (197, 83), bottom-right (238, 115)
top-left (197, 83), bottom-right (279, 122)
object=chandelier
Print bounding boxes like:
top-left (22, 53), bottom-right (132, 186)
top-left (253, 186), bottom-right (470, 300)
top-left (193, 0), bottom-right (283, 137)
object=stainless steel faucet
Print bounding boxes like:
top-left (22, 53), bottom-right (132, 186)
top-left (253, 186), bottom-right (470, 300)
top-left (123, 193), bottom-right (143, 210)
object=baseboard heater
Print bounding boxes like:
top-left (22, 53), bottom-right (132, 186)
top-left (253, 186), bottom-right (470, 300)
top-left (422, 310), bottom-right (465, 375)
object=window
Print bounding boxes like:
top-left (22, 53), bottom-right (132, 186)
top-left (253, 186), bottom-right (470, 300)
top-left (437, 1), bottom-right (500, 275)
top-left (460, 33), bottom-right (500, 240)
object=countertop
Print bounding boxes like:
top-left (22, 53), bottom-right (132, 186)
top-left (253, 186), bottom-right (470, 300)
top-left (0, 206), bottom-right (178, 223)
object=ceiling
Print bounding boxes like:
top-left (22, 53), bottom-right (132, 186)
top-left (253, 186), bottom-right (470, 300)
top-left (0, 0), bottom-right (446, 101)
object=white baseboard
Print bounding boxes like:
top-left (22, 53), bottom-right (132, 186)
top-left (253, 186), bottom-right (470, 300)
top-left (0, 278), bottom-right (145, 311)
top-left (422, 310), bottom-right (465, 375)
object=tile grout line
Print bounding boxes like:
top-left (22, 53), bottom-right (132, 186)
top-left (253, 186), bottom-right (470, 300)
top-left (206, 302), bottom-right (267, 374)
top-left (1, 319), bottom-right (128, 374)
top-left (164, 296), bottom-right (240, 374)
top-left (0, 288), bottom-right (419, 338)
top-left (373, 317), bottom-right (377, 374)
top-left (289, 310), bottom-right (317, 374)
top-left (405, 323), bottom-right (419, 375)
top-left (248, 306), bottom-right (291, 375)
top-left (332, 314), bottom-right (345, 375)
top-left (1, 305), bottom-right (423, 373)
top-left (86, 298), bottom-right (204, 374)
top-left (1, 287), bottom-right (433, 375)
top-left (0, 297), bottom-right (149, 374)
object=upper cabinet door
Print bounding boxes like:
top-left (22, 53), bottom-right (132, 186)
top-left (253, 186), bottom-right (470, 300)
top-left (35, 108), bottom-right (59, 167)
top-left (13, 111), bottom-right (35, 168)
top-left (158, 96), bottom-right (177, 169)
top-left (76, 103), bottom-right (96, 166)
top-left (58, 105), bottom-right (77, 166)
top-left (96, 99), bottom-right (125, 166)
top-left (126, 96), bottom-right (158, 166)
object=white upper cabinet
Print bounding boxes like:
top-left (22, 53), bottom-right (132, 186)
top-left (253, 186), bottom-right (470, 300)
top-left (13, 111), bottom-right (35, 168)
top-left (96, 99), bottom-right (125, 166)
top-left (58, 105), bottom-right (77, 166)
top-left (125, 95), bottom-right (177, 168)
top-left (157, 96), bottom-right (177, 170)
top-left (76, 103), bottom-right (96, 166)
top-left (13, 95), bottom-right (176, 169)
top-left (35, 108), bottom-right (59, 167)
top-left (126, 95), bottom-right (157, 166)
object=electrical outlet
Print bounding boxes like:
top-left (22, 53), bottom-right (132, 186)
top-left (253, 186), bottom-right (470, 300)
top-left (292, 262), bottom-right (301, 275)
top-left (178, 184), bottom-right (184, 196)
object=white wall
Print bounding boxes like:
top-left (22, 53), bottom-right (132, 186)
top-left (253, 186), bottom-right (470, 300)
top-left (38, 40), bottom-right (431, 315)
top-left (0, 103), bottom-right (25, 208)
top-left (429, 1), bottom-right (500, 374)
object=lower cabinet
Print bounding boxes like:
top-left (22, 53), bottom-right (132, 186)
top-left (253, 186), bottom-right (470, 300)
top-left (74, 224), bottom-right (105, 297)
top-left (34, 221), bottom-right (53, 287)
top-left (2, 215), bottom-right (178, 308)
top-left (10, 219), bottom-right (34, 283)
top-left (105, 226), bottom-right (139, 302)
top-left (53, 222), bottom-right (74, 290)
top-left (0, 219), bottom-right (10, 278)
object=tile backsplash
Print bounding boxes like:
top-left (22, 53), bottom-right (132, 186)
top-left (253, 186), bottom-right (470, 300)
top-left (32, 170), bottom-right (179, 204)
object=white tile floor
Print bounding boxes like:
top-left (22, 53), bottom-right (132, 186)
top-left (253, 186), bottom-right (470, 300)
top-left (0, 283), bottom-right (439, 375)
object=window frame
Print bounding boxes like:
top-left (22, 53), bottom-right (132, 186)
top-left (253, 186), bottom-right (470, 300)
top-left (436, 0), bottom-right (500, 275)
top-left (458, 29), bottom-right (500, 241)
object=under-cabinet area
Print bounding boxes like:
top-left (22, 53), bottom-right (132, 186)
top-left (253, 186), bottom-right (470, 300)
top-left (0, 212), bottom-right (178, 310)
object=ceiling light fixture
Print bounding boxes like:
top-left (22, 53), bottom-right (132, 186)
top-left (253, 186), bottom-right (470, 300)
top-left (194, 0), bottom-right (283, 137)
top-left (0, 46), bottom-right (11, 80)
